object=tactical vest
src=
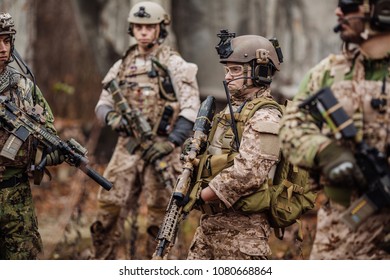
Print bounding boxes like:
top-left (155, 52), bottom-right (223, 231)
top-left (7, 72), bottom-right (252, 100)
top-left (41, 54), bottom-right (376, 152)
top-left (194, 97), bottom-right (283, 213)
top-left (116, 45), bottom-right (180, 136)
top-left (193, 97), bottom-right (314, 240)
top-left (0, 70), bottom-right (36, 172)
top-left (309, 53), bottom-right (390, 206)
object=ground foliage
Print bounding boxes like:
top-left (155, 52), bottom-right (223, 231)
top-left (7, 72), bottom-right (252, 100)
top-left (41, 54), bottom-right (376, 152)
top-left (33, 173), bottom-right (321, 260)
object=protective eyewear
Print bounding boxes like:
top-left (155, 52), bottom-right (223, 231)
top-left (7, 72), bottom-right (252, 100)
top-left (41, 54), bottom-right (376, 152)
top-left (223, 65), bottom-right (244, 77)
top-left (338, 0), bottom-right (362, 14)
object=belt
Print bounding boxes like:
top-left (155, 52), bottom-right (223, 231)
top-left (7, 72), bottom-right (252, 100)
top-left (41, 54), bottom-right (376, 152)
top-left (0, 174), bottom-right (29, 190)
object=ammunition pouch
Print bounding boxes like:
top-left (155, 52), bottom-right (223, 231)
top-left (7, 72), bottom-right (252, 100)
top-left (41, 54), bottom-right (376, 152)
top-left (155, 102), bottom-right (180, 137)
top-left (324, 184), bottom-right (353, 207)
top-left (200, 153), bottom-right (237, 178)
top-left (233, 181), bottom-right (271, 213)
top-left (157, 105), bottom-right (174, 136)
top-left (0, 129), bottom-right (35, 169)
top-left (159, 74), bottom-right (176, 101)
top-left (151, 57), bottom-right (177, 102)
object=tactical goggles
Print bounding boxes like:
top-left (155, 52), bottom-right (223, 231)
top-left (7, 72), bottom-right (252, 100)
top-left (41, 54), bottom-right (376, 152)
top-left (338, 0), bottom-right (363, 14)
top-left (223, 65), bottom-right (245, 77)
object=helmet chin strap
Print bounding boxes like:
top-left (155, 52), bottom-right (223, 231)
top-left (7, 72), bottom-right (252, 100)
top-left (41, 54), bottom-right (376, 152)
top-left (145, 27), bottom-right (159, 49)
top-left (227, 76), bottom-right (257, 102)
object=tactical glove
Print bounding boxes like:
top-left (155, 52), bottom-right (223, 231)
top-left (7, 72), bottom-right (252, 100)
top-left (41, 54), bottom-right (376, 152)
top-left (105, 111), bottom-right (129, 135)
top-left (45, 149), bottom-right (65, 166)
top-left (316, 141), bottom-right (365, 187)
top-left (143, 141), bottom-right (175, 163)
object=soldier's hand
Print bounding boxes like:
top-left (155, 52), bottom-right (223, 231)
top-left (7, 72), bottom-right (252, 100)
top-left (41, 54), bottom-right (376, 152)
top-left (316, 141), bottom-right (365, 187)
top-left (180, 137), bottom-right (206, 160)
top-left (181, 137), bottom-right (193, 156)
top-left (105, 111), bottom-right (129, 135)
top-left (45, 149), bottom-right (65, 166)
top-left (143, 141), bottom-right (175, 163)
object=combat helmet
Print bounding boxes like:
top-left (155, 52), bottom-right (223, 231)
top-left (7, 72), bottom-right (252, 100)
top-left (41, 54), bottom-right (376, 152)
top-left (127, 1), bottom-right (170, 41)
top-left (0, 13), bottom-right (16, 61)
top-left (216, 30), bottom-right (283, 86)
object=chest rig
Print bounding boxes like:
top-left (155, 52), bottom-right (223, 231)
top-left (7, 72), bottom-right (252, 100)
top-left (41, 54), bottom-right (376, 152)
top-left (308, 53), bottom-right (390, 205)
top-left (195, 97), bottom-right (283, 214)
top-left (313, 54), bottom-right (390, 154)
top-left (0, 68), bottom-right (36, 173)
top-left (116, 45), bottom-right (179, 136)
top-left (194, 97), bottom-right (282, 211)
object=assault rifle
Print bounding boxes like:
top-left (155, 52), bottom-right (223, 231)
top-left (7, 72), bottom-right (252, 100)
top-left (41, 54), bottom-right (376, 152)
top-left (299, 87), bottom-right (390, 230)
top-left (104, 79), bottom-right (174, 191)
top-left (152, 96), bottom-right (216, 259)
top-left (0, 96), bottom-right (112, 191)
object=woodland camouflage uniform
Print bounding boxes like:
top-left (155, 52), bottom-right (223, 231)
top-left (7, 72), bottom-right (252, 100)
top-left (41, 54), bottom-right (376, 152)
top-left (0, 13), bottom-right (56, 260)
top-left (279, 0), bottom-right (390, 260)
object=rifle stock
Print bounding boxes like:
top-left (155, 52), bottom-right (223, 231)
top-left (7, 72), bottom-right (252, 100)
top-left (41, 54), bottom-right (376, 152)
top-left (152, 96), bottom-right (216, 259)
top-left (0, 97), bottom-right (112, 191)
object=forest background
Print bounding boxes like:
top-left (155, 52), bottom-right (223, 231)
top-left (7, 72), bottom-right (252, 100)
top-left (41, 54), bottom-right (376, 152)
top-left (0, 0), bottom-right (339, 259)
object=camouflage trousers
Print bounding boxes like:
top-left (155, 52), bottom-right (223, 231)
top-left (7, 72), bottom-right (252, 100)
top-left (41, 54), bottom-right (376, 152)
top-left (310, 201), bottom-right (390, 259)
top-left (187, 211), bottom-right (271, 260)
top-left (0, 181), bottom-right (43, 260)
top-left (90, 140), bottom-right (182, 260)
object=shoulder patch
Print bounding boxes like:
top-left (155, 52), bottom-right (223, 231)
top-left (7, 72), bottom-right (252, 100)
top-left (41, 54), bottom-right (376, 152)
top-left (252, 120), bottom-right (280, 135)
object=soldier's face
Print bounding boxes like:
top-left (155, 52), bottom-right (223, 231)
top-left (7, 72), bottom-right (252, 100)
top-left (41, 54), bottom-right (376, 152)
top-left (224, 62), bottom-right (252, 92)
top-left (335, 4), bottom-right (365, 44)
top-left (132, 23), bottom-right (159, 51)
top-left (0, 34), bottom-right (11, 72)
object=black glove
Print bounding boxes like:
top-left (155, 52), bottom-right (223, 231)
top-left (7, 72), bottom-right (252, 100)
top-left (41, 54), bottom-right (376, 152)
top-left (316, 141), bottom-right (365, 187)
top-left (105, 111), bottom-right (129, 134)
top-left (143, 141), bottom-right (175, 163)
top-left (45, 149), bottom-right (65, 166)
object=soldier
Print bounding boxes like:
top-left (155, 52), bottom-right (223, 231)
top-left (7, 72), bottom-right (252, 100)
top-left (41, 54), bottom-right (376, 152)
top-left (186, 33), bottom-right (283, 260)
top-left (279, 0), bottom-right (390, 259)
top-left (0, 12), bottom-right (62, 259)
top-left (90, 1), bottom-right (200, 259)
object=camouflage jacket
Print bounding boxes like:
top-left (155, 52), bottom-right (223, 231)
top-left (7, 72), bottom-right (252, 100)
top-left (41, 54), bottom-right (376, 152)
top-left (95, 44), bottom-right (200, 143)
top-left (206, 89), bottom-right (282, 209)
top-left (0, 66), bottom-right (55, 179)
top-left (279, 50), bottom-right (390, 204)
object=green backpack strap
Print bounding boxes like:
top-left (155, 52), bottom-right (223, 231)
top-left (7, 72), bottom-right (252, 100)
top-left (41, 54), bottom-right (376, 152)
top-left (235, 97), bottom-right (284, 143)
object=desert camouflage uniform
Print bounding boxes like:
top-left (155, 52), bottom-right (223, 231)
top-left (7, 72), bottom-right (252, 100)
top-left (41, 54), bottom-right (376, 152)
top-left (0, 66), bottom-right (56, 259)
top-left (91, 44), bottom-right (200, 259)
top-left (279, 52), bottom-right (390, 259)
top-left (187, 89), bottom-right (281, 260)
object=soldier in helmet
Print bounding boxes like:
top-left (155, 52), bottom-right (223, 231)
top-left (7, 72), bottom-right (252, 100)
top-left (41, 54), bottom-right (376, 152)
top-left (0, 12), bottom-right (62, 259)
top-left (279, 0), bottom-right (390, 259)
top-left (186, 32), bottom-right (283, 260)
top-left (90, 1), bottom-right (200, 259)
